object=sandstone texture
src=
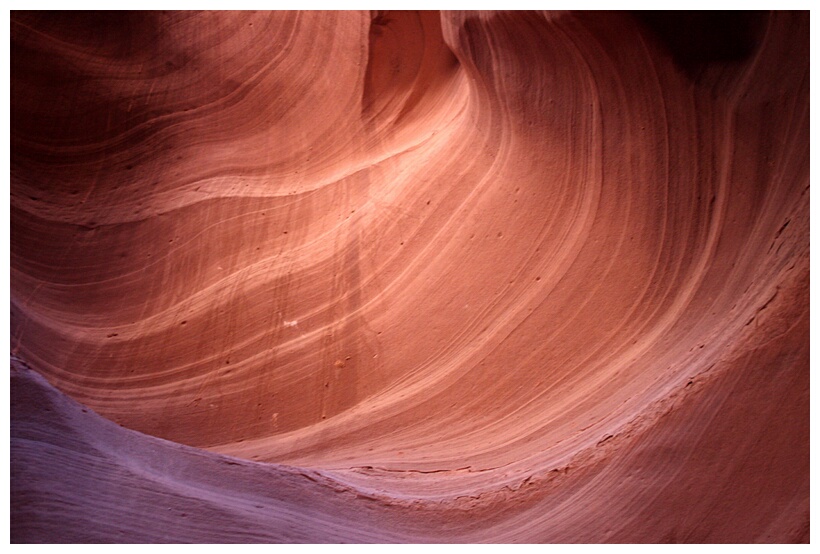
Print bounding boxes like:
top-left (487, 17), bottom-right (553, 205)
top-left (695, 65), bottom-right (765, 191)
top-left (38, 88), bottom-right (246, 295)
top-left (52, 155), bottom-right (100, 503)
top-left (10, 11), bottom-right (809, 543)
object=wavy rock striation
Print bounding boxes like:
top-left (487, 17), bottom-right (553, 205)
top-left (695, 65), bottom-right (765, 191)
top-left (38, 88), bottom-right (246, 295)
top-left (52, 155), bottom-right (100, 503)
top-left (11, 10), bottom-right (809, 543)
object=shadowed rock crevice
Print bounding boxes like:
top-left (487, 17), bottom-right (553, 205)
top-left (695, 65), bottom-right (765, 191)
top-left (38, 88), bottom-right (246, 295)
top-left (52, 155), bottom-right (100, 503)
top-left (362, 11), bottom-right (459, 127)
top-left (633, 11), bottom-right (770, 76)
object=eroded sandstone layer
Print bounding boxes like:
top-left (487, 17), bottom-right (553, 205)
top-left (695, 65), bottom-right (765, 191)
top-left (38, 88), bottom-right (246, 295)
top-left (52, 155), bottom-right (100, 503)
top-left (11, 10), bottom-right (809, 543)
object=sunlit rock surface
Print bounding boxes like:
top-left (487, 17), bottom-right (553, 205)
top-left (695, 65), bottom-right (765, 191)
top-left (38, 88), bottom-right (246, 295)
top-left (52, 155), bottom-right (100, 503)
top-left (11, 10), bottom-right (809, 543)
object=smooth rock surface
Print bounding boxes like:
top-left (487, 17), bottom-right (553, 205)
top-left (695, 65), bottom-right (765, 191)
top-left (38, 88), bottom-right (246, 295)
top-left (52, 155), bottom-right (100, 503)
top-left (10, 10), bottom-right (809, 543)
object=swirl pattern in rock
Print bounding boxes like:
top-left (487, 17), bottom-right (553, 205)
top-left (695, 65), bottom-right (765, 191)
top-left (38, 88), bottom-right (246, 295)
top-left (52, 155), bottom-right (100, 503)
top-left (11, 10), bottom-right (809, 543)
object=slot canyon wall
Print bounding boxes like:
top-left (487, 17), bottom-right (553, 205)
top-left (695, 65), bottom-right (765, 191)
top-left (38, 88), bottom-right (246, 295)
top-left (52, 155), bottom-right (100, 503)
top-left (10, 10), bottom-right (809, 543)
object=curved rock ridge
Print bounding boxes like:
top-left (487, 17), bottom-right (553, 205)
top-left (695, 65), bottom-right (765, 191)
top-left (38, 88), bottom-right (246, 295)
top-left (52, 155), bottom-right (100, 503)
top-left (11, 11), bottom-right (809, 542)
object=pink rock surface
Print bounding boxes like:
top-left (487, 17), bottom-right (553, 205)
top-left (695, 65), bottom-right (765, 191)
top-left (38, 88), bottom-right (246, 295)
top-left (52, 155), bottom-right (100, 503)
top-left (10, 11), bottom-right (809, 543)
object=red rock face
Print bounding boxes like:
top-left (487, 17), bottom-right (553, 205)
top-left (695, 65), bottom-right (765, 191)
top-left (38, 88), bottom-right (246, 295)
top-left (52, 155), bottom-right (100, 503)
top-left (10, 10), bottom-right (809, 543)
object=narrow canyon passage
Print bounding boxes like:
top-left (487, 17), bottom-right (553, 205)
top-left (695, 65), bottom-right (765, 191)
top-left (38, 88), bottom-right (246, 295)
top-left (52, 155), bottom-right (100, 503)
top-left (10, 10), bottom-right (809, 543)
